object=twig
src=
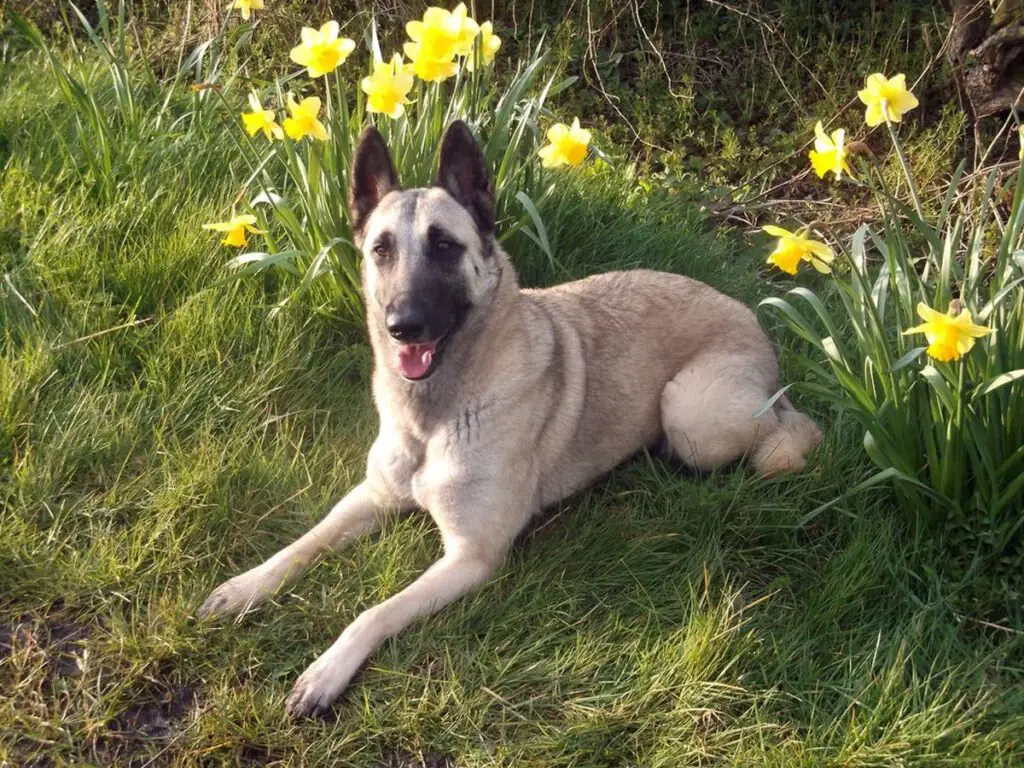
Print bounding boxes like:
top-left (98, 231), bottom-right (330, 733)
top-left (977, 89), bottom-right (1024, 169)
top-left (3, 273), bottom-right (38, 317)
top-left (52, 317), bottom-right (155, 350)
top-left (253, 482), bottom-right (314, 528)
top-left (584, 1), bottom-right (669, 152)
top-left (630, 0), bottom-right (693, 101)
top-left (956, 613), bottom-right (1024, 635)
top-left (758, 23), bottom-right (802, 113)
top-left (702, 0), bottom-right (775, 30)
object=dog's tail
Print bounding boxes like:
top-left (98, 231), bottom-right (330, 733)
top-left (752, 395), bottom-right (823, 477)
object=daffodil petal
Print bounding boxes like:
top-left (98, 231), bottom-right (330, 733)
top-left (864, 102), bottom-right (885, 127)
top-left (916, 302), bottom-right (944, 323)
top-left (891, 90), bottom-right (919, 115)
top-left (813, 120), bottom-right (829, 146)
top-left (321, 20), bottom-right (339, 40)
top-left (547, 123), bottom-right (568, 143)
top-left (866, 73), bottom-right (888, 91)
top-left (805, 241), bottom-right (834, 259)
top-left (810, 257), bottom-right (832, 274)
top-left (423, 7), bottom-right (450, 24)
top-left (809, 150), bottom-right (832, 178)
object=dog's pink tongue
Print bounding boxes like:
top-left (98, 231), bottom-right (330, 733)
top-left (398, 343), bottom-right (435, 380)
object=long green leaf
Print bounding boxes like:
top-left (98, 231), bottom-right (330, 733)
top-left (796, 467), bottom-right (947, 528)
top-left (973, 369), bottom-right (1024, 399)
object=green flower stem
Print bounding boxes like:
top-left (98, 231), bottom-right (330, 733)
top-left (884, 115), bottom-right (925, 221)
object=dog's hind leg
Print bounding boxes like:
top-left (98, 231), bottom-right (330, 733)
top-left (750, 394), bottom-right (823, 477)
top-left (197, 482), bottom-right (392, 619)
top-left (660, 355), bottom-right (821, 477)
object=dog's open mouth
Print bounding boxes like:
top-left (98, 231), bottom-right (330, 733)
top-left (397, 341), bottom-right (438, 380)
top-left (396, 327), bottom-right (457, 381)
top-left (392, 312), bottom-right (465, 382)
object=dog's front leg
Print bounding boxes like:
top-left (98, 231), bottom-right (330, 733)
top-left (198, 481), bottom-right (391, 619)
top-left (284, 541), bottom-right (502, 717)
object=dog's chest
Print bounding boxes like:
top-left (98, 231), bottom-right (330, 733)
top-left (381, 401), bottom-right (492, 508)
top-left (409, 409), bottom-right (487, 508)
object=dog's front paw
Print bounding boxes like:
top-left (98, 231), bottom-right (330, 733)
top-left (196, 567), bottom-right (277, 619)
top-left (285, 645), bottom-right (363, 718)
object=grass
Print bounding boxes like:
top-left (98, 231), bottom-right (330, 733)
top-left (2, 6), bottom-right (1024, 767)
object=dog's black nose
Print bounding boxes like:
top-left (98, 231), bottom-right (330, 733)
top-left (386, 309), bottom-right (426, 342)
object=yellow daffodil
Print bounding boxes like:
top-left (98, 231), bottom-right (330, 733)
top-left (538, 118), bottom-right (591, 168)
top-left (203, 214), bottom-right (266, 248)
top-left (857, 73), bottom-right (919, 127)
top-left (808, 120), bottom-right (852, 180)
top-left (404, 7), bottom-right (460, 82)
top-left (241, 92), bottom-right (283, 140)
top-left (282, 93), bottom-right (329, 141)
top-left (451, 3), bottom-right (480, 57)
top-left (290, 21), bottom-right (356, 78)
top-left (466, 20), bottom-right (500, 72)
top-left (762, 225), bottom-right (834, 275)
top-left (361, 54), bottom-right (415, 120)
top-left (229, 0), bottom-right (264, 21)
top-left (903, 302), bottom-right (992, 362)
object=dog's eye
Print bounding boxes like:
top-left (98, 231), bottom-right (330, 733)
top-left (372, 242), bottom-right (391, 259)
top-left (427, 227), bottom-right (461, 261)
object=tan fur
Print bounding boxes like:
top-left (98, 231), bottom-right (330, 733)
top-left (198, 126), bottom-right (822, 717)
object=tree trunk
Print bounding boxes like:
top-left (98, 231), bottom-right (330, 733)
top-left (951, 0), bottom-right (1024, 118)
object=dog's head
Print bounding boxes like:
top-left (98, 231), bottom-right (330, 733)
top-left (349, 121), bottom-right (500, 382)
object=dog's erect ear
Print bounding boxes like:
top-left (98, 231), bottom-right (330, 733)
top-left (349, 126), bottom-right (399, 237)
top-left (435, 120), bottom-right (494, 236)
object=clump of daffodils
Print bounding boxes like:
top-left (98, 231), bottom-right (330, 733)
top-left (765, 70), bottom-right (996, 369)
top-left (207, 4), bottom-right (598, 253)
top-left (403, 3), bottom-right (497, 82)
top-left (765, 71), bottom-right (918, 276)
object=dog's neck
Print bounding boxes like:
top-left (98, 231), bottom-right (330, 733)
top-left (368, 249), bottom-right (523, 432)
